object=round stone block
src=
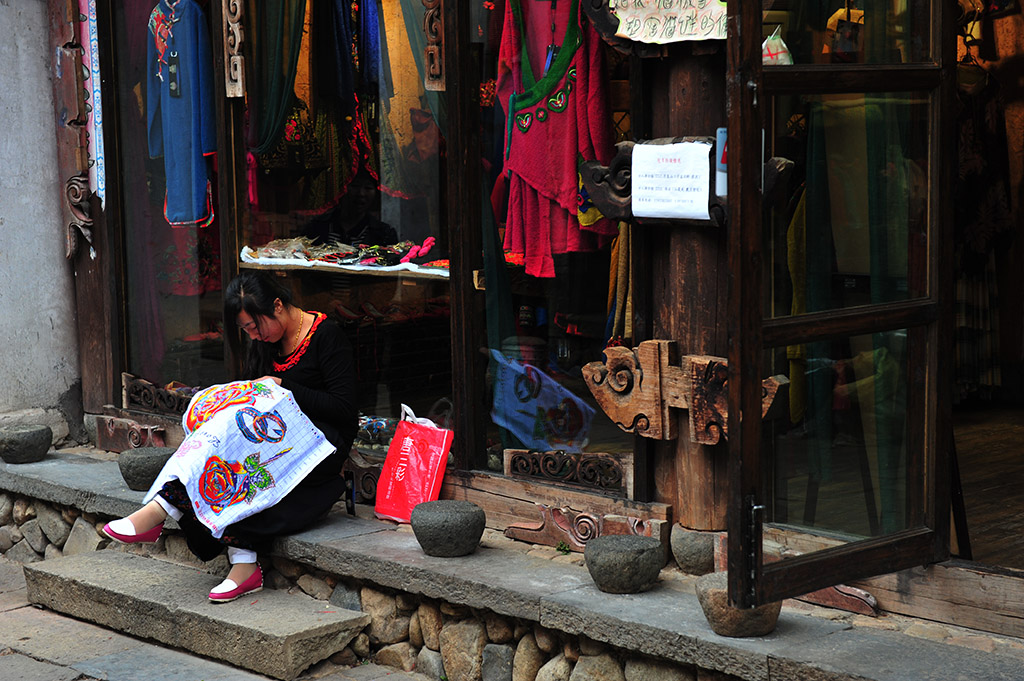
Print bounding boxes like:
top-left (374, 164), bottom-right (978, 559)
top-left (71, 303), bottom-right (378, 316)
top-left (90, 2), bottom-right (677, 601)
top-left (0, 425), bottom-right (52, 464)
top-left (117, 446), bottom-right (175, 491)
top-left (410, 500), bottom-right (486, 557)
top-left (584, 535), bottom-right (664, 594)
top-left (695, 571), bottom-right (782, 637)
top-left (669, 524), bottom-right (716, 575)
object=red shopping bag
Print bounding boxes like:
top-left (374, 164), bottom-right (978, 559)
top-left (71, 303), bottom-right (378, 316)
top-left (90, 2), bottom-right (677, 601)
top-left (374, 418), bottom-right (454, 523)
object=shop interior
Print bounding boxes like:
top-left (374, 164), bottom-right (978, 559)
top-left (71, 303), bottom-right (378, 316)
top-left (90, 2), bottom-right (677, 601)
top-left (946, 1), bottom-right (1024, 571)
top-left (109, 0), bottom-right (1024, 564)
top-left (110, 0), bottom-right (637, 483)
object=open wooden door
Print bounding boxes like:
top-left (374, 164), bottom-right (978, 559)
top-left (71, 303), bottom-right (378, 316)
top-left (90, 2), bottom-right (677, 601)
top-left (726, 0), bottom-right (956, 607)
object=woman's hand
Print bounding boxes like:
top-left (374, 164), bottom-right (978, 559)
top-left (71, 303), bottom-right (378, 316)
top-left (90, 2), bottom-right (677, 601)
top-left (256, 375), bottom-right (282, 386)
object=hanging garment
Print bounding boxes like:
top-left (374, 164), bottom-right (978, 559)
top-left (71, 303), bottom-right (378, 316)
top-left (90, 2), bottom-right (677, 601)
top-left (146, 0), bottom-right (216, 227)
top-left (498, 0), bottom-right (617, 278)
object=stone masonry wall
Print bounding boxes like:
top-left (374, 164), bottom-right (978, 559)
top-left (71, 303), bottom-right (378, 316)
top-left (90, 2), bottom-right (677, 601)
top-left (0, 491), bottom-right (740, 681)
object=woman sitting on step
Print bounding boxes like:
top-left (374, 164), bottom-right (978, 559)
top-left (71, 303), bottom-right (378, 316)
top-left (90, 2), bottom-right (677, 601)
top-left (103, 271), bottom-right (358, 602)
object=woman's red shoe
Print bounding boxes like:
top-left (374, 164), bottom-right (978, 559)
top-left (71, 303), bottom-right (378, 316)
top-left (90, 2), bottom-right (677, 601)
top-left (208, 564), bottom-right (263, 603)
top-left (101, 520), bottom-right (163, 544)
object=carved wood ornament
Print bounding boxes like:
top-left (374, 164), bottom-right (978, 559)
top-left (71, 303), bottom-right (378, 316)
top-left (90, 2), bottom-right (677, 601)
top-left (223, 0), bottom-right (245, 97)
top-left (49, 0), bottom-right (94, 259)
top-left (122, 373), bottom-right (191, 416)
top-left (65, 175), bottom-right (94, 259)
top-left (422, 0), bottom-right (444, 91)
top-left (581, 340), bottom-right (788, 445)
top-left (503, 505), bottom-right (668, 553)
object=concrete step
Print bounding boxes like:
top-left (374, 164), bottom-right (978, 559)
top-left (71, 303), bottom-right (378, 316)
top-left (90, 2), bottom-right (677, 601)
top-left (23, 550), bottom-right (370, 680)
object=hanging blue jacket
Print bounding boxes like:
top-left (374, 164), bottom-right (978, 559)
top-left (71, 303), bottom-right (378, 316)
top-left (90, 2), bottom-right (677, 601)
top-left (147, 0), bottom-right (216, 227)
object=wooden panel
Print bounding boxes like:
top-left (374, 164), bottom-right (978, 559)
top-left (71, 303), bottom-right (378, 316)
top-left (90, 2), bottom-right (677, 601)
top-left (758, 527), bottom-right (1024, 634)
top-left (71, 1), bottom-right (125, 412)
top-left (47, 0), bottom-right (79, 46)
top-left (758, 529), bottom-right (936, 605)
top-left (725, 0), bottom-right (770, 607)
top-left (443, 1), bottom-right (485, 470)
top-left (852, 561), bottom-right (1024, 639)
top-left (440, 470), bottom-right (671, 532)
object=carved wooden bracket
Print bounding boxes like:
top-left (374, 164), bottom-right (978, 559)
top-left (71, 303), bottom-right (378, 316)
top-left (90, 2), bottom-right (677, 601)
top-left (223, 0), bottom-right (245, 98)
top-left (581, 340), bottom-right (788, 445)
top-left (49, 0), bottom-right (93, 260)
top-left (122, 373), bottom-right (191, 416)
top-left (64, 175), bottom-right (93, 259)
top-left (95, 415), bottom-right (167, 453)
top-left (342, 450), bottom-right (382, 503)
top-left (422, 0), bottom-right (445, 91)
top-left (504, 505), bottom-right (668, 553)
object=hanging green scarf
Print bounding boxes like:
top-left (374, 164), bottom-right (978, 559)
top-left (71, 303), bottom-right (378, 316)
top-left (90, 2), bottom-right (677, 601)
top-left (246, 0), bottom-right (308, 154)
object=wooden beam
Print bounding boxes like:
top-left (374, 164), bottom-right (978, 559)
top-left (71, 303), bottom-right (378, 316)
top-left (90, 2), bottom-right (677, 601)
top-left (440, 470), bottom-right (671, 532)
top-left (852, 561), bottom-right (1024, 639)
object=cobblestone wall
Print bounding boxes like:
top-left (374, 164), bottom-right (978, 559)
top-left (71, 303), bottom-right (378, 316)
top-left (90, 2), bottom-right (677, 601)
top-left (0, 491), bottom-right (744, 681)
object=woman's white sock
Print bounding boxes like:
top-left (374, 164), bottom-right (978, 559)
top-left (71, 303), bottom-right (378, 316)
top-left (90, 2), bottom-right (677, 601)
top-left (154, 495), bottom-right (183, 521)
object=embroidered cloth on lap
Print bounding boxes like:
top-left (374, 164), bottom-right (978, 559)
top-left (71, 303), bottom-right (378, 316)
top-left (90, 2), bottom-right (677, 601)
top-left (144, 380), bottom-right (336, 537)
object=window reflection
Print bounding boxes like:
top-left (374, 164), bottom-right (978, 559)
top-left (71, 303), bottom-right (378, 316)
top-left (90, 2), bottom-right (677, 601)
top-left (768, 330), bottom-right (911, 538)
top-left (766, 92), bottom-right (929, 319)
top-left (239, 0), bottom-right (451, 428)
top-left (761, 0), bottom-right (928, 65)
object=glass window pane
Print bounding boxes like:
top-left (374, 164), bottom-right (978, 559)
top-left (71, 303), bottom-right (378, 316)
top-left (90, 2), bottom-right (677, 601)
top-left (765, 329), bottom-right (918, 539)
top-left (473, 1), bottom-right (636, 474)
top-left (238, 0), bottom-right (451, 431)
top-left (765, 92), bottom-right (930, 318)
top-left (762, 0), bottom-right (931, 65)
top-left (113, 1), bottom-right (227, 389)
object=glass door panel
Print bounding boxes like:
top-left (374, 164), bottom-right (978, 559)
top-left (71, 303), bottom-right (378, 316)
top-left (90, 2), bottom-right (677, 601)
top-left (764, 0), bottom-right (932, 65)
top-left (766, 329), bottom-right (918, 540)
top-left (237, 0), bottom-right (452, 459)
top-left (765, 92), bottom-right (931, 319)
top-left (112, 0), bottom-right (227, 392)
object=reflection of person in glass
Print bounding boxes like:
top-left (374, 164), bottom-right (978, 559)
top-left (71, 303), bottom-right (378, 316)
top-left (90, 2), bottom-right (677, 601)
top-left (102, 272), bottom-right (357, 603)
top-left (302, 167), bottom-right (397, 248)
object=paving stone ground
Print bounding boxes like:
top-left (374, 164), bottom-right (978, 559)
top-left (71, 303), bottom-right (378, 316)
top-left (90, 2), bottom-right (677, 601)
top-left (0, 553), bottom-right (428, 681)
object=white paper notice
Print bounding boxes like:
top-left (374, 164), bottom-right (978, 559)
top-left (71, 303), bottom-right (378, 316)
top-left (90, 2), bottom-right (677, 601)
top-left (632, 142), bottom-right (712, 220)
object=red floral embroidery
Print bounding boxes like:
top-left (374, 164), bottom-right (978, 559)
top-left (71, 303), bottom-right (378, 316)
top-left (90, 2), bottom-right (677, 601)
top-left (273, 311), bottom-right (326, 372)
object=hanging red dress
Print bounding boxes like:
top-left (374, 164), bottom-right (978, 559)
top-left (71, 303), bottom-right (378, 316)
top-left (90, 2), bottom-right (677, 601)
top-left (498, 0), bottom-right (616, 278)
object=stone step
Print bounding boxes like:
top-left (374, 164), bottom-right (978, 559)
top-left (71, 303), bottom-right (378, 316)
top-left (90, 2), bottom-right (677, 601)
top-left (23, 550), bottom-right (370, 680)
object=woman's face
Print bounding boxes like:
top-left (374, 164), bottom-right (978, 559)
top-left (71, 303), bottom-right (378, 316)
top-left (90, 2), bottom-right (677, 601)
top-left (237, 300), bottom-right (286, 343)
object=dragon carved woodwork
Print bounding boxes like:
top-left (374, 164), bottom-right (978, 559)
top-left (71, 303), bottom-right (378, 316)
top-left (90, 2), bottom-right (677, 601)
top-left (422, 0), bottom-right (444, 91)
top-left (223, 0), bottom-right (245, 98)
top-left (503, 505), bottom-right (667, 552)
top-left (582, 340), bottom-right (788, 445)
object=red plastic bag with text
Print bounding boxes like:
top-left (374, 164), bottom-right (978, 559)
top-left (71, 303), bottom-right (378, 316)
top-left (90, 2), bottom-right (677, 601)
top-left (374, 418), bottom-right (454, 523)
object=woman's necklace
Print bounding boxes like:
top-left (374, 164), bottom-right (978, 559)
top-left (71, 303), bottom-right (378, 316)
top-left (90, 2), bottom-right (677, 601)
top-left (289, 310), bottom-right (306, 354)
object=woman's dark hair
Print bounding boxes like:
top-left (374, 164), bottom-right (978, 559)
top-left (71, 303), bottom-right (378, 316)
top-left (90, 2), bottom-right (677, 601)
top-left (224, 271), bottom-right (294, 378)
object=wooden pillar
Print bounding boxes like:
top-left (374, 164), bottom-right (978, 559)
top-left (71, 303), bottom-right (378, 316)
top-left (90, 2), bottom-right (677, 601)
top-left (649, 44), bottom-right (729, 531)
